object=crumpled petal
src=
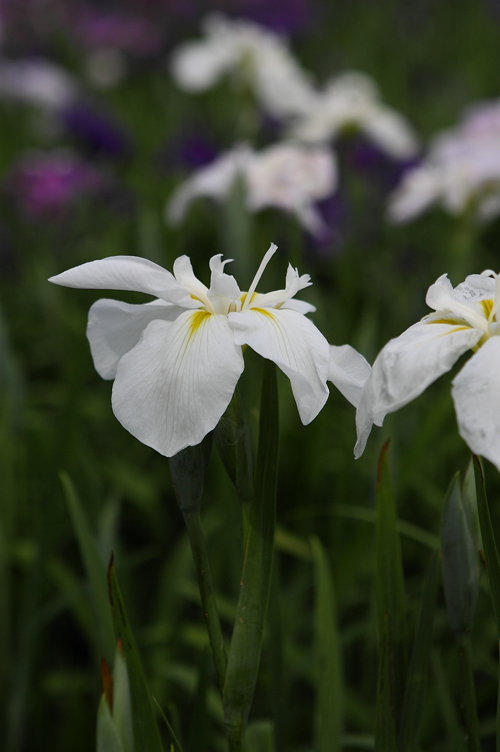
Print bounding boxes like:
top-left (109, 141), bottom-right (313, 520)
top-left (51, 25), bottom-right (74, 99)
top-left (452, 336), bottom-right (500, 472)
top-left (111, 310), bottom-right (244, 457)
top-left (87, 298), bottom-right (184, 380)
top-left (328, 344), bottom-right (371, 407)
top-left (425, 273), bottom-right (490, 330)
top-left (49, 256), bottom-right (198, 308)
top-left (354, 319), bottom-right (482, 458)
top-left (228, 307), bottom-right (330, 424)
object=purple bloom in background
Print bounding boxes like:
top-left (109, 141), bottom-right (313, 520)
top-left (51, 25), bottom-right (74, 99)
top-left (60, 103), bottom-right (132, 158)
top-left (233, 0), bottom-right (311, 33)
top-left (72, 7), bottom-right (163, 56)
top-left (347, 137), bottom-right (421, 191)
top-left (6, 150), bottom-right (104, 219)
top-left (178, 133), bottom-right (219, 168)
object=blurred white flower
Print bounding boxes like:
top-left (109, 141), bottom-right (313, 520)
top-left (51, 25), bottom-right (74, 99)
top-left (49, 244), bottom-right (369, 457)
top-left (166, 142), bottom-right (337, 237)
top-left (290, 72), bottom-right (419, 159)
top-left (169, 13), bottom-right (316, 119)
top-left (355, 270), bottom-right (500, 471)
top-left (389, 99), bottom-right (500, 223)
top-left (0, 58), bottom-right (79, 109)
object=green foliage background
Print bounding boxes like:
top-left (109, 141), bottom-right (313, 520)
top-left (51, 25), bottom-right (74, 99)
top-left (1, 1), bottom-right (500, 750)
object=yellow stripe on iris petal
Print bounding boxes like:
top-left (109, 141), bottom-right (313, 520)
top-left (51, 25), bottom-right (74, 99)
top-left (188, 310), bottom-right (211, 340)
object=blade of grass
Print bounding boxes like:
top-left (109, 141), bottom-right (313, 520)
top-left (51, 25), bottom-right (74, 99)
top-left (374, 441), bottom-right (408, 732)
top-left (60, 471), bottom-right (115, 664)
top-left (310, 535), bottom-right (343, 752)
top-left (398, 551), bottom-right (440, 752)
top-left (108, 557), bottom-right (164, 752)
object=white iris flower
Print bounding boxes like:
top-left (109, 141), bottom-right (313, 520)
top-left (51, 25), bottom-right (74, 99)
top-left (50, 244), bottom-right (369, 457)
top-left (290, 72), bottom-right (419, 159)
top-left (166, 143), bottom-right (337, 238)
top-left (355, 270), bottom-right (500, 471)
top-left (169, 14), bottom-right (316, 119)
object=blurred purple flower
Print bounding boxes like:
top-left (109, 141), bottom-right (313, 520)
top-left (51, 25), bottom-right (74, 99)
top-left (234, 0), bottom-right (311, 33)
top-left (347, 137), bottom-right (421, 190)
top-left (6, 150), bottom-right (104, 219)
top-left (60, 103), bottom-right (132, 158)
top-left (73, 7), bottom-right (163, 56)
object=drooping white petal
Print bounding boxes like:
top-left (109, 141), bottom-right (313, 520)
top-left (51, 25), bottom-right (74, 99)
top-left (452, 337), bottom-right (500, 472)
top-left (328, 345), bottom-right (371, 408)
top-left (49, 256), bottom-right (198, 308)
top-left (354, 319), bottom-right (482, 458)
top-left (112, 311), bottom-right (245, 457)
top-left (228, 307), bottom-right (330, 424)
top-left (362, 108), bottom-right (419, 159)
top-left (170, 38), bottom-right (237, 91)
top-left (281, 299), bottom-right (316, 314)
top-left (87, 298), bottom-right (185, 380)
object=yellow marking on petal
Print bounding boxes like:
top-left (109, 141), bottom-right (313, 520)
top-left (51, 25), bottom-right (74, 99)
top-left (240, 291), bottom-right (258, 307)
top-left (188, 310), bottom-right (211, 341)
top-left (252, 307), bottom-right (275, 318)
top-left (428, 315), bottom-right (470, 326)
top-left (481, 299), bottom-right (494, 318)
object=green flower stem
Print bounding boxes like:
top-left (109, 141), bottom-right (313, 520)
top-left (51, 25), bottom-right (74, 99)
top-left (473, 456), bottom-right (500, 752)
top-left (182, 509), bottom-right (227, 694)
top-left (223, 360), bottom-right (279, 751)
top-left (455, 631), bottom-right (481, 752)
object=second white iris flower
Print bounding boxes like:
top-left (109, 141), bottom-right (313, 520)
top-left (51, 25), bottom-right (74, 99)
top-left (355, 270), bottom-right (500, 471)
top-left (50, 244), bottom-right (369, 457)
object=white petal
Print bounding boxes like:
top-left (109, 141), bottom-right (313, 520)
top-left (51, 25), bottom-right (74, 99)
top-left (229, 308), bottom-right (330, 424)
top-left (173, 255), bottom-right (209, 303)
top-left (112, 311), bottom-right (244, 457)
top-left (87, 298), bottom-right (184, 380)
top-left (170, 40), bottom-right (235, 91)
top-left (328, 344), bottom-right (371, 407)
top-left (452, 337), bottom-right (500, 472)
top-left (354, 320), bottom-right (482, 458)
top-left (49, 256), bottom-right (197, 307)
top-left (426, 274), bottom-right (488, 330)
top-left (362, 109), bottom-right (419, 158)
top-left (282, 299), bottom-right (316, 314)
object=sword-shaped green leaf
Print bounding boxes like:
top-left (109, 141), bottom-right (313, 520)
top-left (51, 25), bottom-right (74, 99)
top-left (108, 557), bottom-right (164, 752)
top-left (223, 360), bottom-right (279, 750)
top-left (311, 535), bottom-right (343, 752)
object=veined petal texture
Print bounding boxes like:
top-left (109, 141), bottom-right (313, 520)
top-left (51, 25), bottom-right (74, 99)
top-left (49, 256), bottom-right (198, 307)
top-left (452, 336), bottom-right (500, 472)
top-left (112, 310), bottom-right (244, 457)
top-left (229, 307), bottom-right (330, 424)
top-left (354, 320), bottom-right (482, 458)
top-left (87, 299), bottom-right (185, 380)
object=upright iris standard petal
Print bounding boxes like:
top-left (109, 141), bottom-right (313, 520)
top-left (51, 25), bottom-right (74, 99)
top-left (452, 336), bottom-right (500, 472)
top-left (87, 299), bottom-right (185, 379)
top-left (229, 307), bottom-right (330, 424)
top-left (112, 310), bottom-right (245, 457)
top-left (355, 320), bottom-right (482, 458)
top-left (49, 256), bottom-right (198, 307)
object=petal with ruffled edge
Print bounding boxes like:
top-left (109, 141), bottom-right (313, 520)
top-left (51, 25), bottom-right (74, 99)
top-left (354, 320), bottom-right (482, 458)
top-left (452, 336), bottom-right (500, 472)
top-left (328, 344), bottom-right (371, 408)
top-left (87, 298), bottom-right (185, 380)
top-left (228, 307), bottom-right (330, 424)
top-left (49, 256), bottom-right (198, 308)
top-left (111, 310), bottom-right (244, 457)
